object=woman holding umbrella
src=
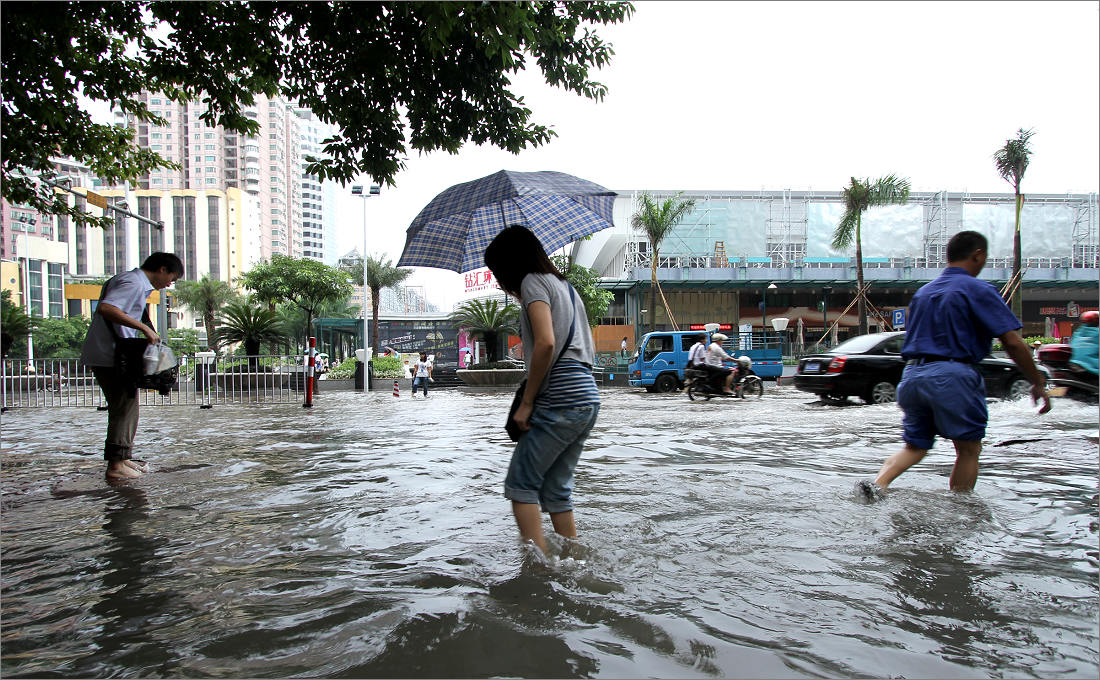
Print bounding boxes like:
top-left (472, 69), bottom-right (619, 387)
top-left (484, 225), bottom-right (600, 556)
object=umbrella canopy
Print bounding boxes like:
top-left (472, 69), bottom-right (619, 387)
top-left (398, 170), bottom-right (616, 273)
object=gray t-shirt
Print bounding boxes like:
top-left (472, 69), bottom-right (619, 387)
top-left (79, 268), bottom-right (155, 367)
top-left (518, 272), bottom-right (595, 382)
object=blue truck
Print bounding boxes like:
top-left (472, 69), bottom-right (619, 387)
top-left (628, 330), bottom-right (784, 392)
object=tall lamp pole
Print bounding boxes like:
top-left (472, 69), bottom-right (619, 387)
top-left (763, 282), bottom-right (777, 341)
top-left (351, 184), bottom-right (380, 386)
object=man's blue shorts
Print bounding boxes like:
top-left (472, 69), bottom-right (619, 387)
top-left (504, 403), bottom-right (599, 513)
top-left (897, 361), bottom-right (987, 449)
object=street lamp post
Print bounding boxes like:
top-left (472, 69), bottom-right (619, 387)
top-left (762, 282), bottom-right (777, 336)
top-left (351, 184), bottom-right (380, 389)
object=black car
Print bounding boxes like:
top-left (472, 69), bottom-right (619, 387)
top-left (794, 331), bottom-right (1036, 405)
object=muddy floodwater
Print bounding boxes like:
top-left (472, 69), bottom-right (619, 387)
top-left (1, 385), bottom-right (1097, 678)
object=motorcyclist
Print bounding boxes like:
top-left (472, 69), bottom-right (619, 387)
top-left (1068, 310), bottom-right (1099, 378)
top-left (701, 333), bottom-right (736, 394)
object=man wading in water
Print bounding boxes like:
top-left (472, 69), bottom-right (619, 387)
top-left (859, 231), bottom-right (1051, 499)
top-left (80, 252), bottom-right (184, 480)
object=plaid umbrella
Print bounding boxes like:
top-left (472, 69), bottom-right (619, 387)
top-left (398, 170), bottom-right (617, 272)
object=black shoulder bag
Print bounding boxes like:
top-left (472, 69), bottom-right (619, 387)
top-left (99, 277), bottom-right (178, 396)
top-left (505, 285), bottom-right (577, 442)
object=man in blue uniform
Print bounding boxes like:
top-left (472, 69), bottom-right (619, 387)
top-left (860, 231), bottom-right (1051, 498)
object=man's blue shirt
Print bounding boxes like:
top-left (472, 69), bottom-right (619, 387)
top-left (901, 267), bottom-right (1021, 362)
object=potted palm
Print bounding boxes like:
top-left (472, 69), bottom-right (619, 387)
top-left (211, 299), bottom-right (289, 390)
top-left (450, 298), bottom-right (524, 386)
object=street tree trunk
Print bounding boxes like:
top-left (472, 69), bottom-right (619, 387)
top-left (856, 212), bottom-right (868, 336)
top-left (650, 246), bottom-right (658, 333)
top-left (1011, 191), bottom-right (1024, 319)
top-left (371, 292), bottom-right (380, 357)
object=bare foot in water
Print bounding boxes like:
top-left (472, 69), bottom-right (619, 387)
top-left (124, 459), bottom-right (148, 472)
top-left (106, 461), bottom-right (143, 480)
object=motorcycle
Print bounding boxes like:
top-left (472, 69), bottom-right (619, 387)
top-left (1037, 344), bottom-right (1099, 403)
top-left (685, 364), bottom-right (764, 401)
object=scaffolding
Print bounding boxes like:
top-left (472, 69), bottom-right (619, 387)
top-left (1071, 192), bottom-right (1099, 267)
top-left (765, 189), bottom-right (808, 267)
top-left (921, 191), bottom-right (964, 265)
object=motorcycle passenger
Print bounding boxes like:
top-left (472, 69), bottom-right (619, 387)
top-left (701, 333), bottom-right (736, 394)
top-left (1068, 310), bottom-right (1099, 378)
top-left (731, 355), bottom-right (753, 385)
top-left (686, 333), bottom-right (708, 386)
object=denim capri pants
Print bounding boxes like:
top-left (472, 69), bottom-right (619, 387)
top-left (504, 403), bottom-right (600, 513)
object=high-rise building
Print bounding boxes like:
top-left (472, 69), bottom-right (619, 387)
top-left (114, 93), bottom-right (336, 263)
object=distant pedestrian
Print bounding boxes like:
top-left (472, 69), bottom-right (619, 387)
top-left (80, 252), bottom-right (184, 480)
top-left (859, 231), bottom-right (1050, 498)
top-left (620, 336), bottom-right (628, 358)
top-left (1031, 340), bottom-right (1042, 360)
top-left (484, 225), bottom-right (599, 556)
top-left (412, 351), bottom-right (432, 397)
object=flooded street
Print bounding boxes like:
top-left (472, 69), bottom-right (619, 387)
top-left (2, 385), bottom-right (1097, 678)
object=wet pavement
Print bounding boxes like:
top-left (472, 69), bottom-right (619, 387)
top-left (1, 385), bottom-right (1097, 678)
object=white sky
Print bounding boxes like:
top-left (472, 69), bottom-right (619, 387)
top-left (80, 1), bottom-right (1100, 309)
top-left (337, 0), bottom-right (1099, 309)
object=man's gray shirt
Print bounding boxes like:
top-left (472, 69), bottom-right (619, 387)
top-left (79, 269), bottom-right (155, 368)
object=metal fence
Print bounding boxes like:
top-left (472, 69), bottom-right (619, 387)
top-left (1, 355), bottom-right (309, 409)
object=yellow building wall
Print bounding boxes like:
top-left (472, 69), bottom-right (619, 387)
top-left (65, 282), bottom-right (163, 320)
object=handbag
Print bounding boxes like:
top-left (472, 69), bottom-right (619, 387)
top-left (505, 285), bottom-right (577, 442)
top-left (100, 277), bottom-right (179, 396)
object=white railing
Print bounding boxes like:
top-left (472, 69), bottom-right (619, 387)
top-left (625, 252), bottom-right (1093, 271)
top-left (1, 355), bottom-right (311, 409)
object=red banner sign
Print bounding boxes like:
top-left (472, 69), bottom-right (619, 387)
top-left (464, 268), bottom-right (497, 293)
top-left (687, 323), bottom-right (733, 331)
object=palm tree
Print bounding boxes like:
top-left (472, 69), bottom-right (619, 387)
top-left (994, 128), bottom-right (1035, 319)
top-left (631, 192), bottom-right (696, 332)
top-left (449, 298), bottom-right (519, 363)
top-left (832, 175), bottom-right (911, 335)
top-left (342, 254), bottom-right (413, 356)
top-left (214, 299), bottom-right (288, 369)
top-left (172, 275), bottom-right (237, 352)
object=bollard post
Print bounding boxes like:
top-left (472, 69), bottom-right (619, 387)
top-left (303, 337), bottom-right (316, 408)
top-left (196, 351), bottom-right (216, 408)
top-left (393, 379), bottom-right (400, 397)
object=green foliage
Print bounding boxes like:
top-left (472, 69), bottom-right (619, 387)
top-left (370, 354), bottom-right (405, 379)
top-left (327, 356), bottom-right (358, 380)
top-left (831, 175), bottom-right (911, 251)
top-left (993, 128), bottom-right (1036, 193)
top-left (215, 299), bottom-right (288, 357)
top-left (631, 192), bottom-right (696, 332)
top-left (241, 255), bottom-right (354, 340)
top-left (164, 328), bottom-right (202, 357)
top-left (450, 298), bottom-right (520, 362)
top-left (171, 275), bottom-right (238, 350)
top-left (1, 290), bottom-right (34, 359)
top-left (341, 254), bottom-right (413, 356)
top-left (551, 255), bottom-right (614, 327)
top-left (993, 336), bottom-right (1060, 352)
top-left (2, 1), bottom-right (633, 223)
top-left (30, 317), bottom-right (91, 358)
top-left (832, 175), bottom-right (911, 334)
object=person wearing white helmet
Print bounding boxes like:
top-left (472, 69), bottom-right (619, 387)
top-left (702, 333), bottom-right (736, 394)
top-left (732, 355), bottom-right (753, 385)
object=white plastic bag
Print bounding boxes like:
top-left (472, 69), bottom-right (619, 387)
top-left (142, 343), bottom-right (179, 375)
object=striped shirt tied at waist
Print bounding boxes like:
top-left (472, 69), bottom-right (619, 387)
top-left (534, 358), bottom-right (600, 409)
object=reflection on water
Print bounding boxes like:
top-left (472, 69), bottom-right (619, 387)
top-left (1, 388), bottom-right (1096, 678)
